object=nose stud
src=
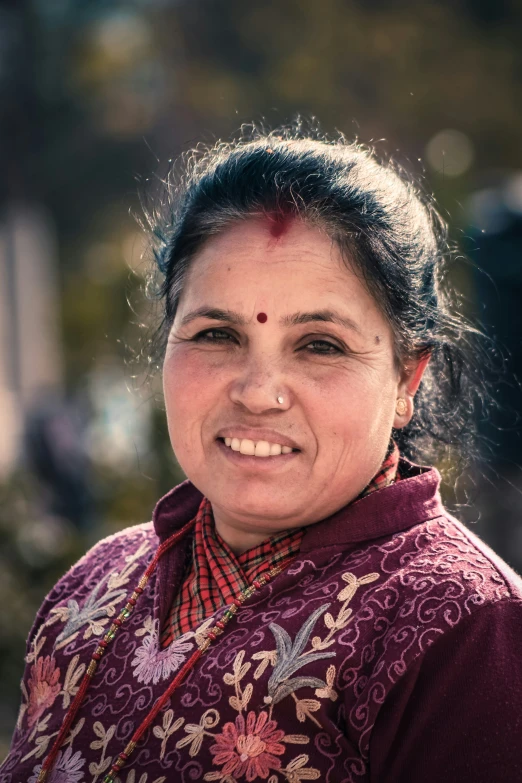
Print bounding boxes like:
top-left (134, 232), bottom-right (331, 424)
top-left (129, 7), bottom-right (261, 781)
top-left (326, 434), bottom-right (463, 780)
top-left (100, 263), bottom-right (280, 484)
top-left (277, 395), bottom-right (284, 404)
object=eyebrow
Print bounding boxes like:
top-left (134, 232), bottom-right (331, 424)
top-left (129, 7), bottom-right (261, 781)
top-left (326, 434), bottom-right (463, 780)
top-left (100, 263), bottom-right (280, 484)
top-left (282, 309), bottom-right (361, 334)
top-left (180, 306), bottom-right (361, 334)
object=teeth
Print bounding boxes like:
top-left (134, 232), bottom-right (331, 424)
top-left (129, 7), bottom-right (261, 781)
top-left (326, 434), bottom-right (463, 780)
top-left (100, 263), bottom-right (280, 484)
top-left (254, 441), bottom-right (271, 457)
top-left (222, 437), bottom-right (295, 456)
top-left (239, 439), bottom-right (255, 456)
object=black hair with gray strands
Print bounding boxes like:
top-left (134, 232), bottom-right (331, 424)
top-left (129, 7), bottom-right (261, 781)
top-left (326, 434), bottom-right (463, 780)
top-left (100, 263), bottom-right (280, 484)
top-left (144, 123), bottom-right (496, 468)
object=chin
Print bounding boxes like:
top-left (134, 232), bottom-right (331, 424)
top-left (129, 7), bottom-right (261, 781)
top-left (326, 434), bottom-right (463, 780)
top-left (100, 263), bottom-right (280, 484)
top-left (211, 486), bottom-right (302, 526)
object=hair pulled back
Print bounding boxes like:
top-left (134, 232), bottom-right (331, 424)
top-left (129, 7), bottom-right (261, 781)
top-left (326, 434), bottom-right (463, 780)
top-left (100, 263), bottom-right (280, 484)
top-left (145, 123), bottom-right (494, 468)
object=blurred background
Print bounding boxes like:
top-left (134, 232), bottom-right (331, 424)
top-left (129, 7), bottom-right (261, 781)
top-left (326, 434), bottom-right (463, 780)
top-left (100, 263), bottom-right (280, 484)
top-left (1, 0), bottom-right (522, 755)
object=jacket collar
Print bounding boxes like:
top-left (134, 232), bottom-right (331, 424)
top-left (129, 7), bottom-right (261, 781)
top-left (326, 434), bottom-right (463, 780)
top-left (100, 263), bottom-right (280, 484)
top-left (300, 459), bottom-right (443, 551)
top-left (152, 459), bottom-right (444, 550)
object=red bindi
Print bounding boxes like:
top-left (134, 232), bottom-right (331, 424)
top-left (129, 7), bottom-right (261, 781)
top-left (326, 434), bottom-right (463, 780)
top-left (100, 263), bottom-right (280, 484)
top-left (256, 312), bottom-right (268, 323)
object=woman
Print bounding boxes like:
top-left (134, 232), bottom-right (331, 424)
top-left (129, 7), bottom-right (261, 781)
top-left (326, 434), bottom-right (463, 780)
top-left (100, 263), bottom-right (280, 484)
top-left (2, 129), bottom-right (522, 783)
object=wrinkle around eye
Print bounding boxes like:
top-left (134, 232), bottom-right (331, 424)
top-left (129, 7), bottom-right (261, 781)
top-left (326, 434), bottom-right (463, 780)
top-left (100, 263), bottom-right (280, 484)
top-left (301, 340), bottom-right (345, 356)
top-left (167, 327), bottom-right (237, 345)
top-left (192, 327), bottom-right (239, 343)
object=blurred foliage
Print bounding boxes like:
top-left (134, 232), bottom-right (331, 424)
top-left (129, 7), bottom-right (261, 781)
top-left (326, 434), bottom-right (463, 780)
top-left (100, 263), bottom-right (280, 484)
top-left (1, 0), bottom-right (522, 755)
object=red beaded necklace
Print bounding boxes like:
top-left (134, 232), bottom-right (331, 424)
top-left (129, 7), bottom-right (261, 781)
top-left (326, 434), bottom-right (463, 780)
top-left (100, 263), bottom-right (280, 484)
top-left (37, 518), bottom-right (295, 783)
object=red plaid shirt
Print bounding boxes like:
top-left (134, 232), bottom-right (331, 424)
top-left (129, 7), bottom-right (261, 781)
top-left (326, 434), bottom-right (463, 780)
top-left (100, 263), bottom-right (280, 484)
top-left (160, 443), bottom-right (400, 647)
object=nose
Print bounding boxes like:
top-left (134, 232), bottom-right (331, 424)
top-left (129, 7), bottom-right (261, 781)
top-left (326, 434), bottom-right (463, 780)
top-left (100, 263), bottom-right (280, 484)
top-left (228, 358), bottom-right (290, 414)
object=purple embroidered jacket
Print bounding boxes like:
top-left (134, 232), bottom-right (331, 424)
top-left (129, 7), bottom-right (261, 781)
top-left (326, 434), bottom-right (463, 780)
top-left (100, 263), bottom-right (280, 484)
top-left (2, 460), bottom-right (522, 783)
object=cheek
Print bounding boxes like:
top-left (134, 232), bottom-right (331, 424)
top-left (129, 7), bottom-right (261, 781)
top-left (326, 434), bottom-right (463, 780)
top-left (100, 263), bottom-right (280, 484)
top-left (163, 348), bottom-right (219, 442)
top-left (164, 345), bottom-right (221, 393)
top-left (307, 365), bottom-right (395, 445)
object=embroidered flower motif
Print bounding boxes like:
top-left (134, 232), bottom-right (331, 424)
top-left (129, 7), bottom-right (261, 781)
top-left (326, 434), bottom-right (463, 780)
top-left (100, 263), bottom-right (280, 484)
top-left (267, 604), bottom-right (335, 706)
top-left (283, 753), bottom-right (320, 782)
top-left (131, 619), bottom-right (194, 685)
top-left (314, 664), bottom-right (338, 701)
top-left (209, 710), bottom-right (285, 781)
top-left (27, 655), bottom-right (61, 728)
top-left (52, 577), bottom-right (127, 648)
top-left (29, 746), bottom-right (86, 783)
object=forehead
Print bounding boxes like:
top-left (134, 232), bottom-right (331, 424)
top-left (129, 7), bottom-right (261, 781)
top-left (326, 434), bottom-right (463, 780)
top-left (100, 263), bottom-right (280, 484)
top-left (179, 218), bottom-right (385, 329)
top-left (184, 218), bottom-right (344, 283)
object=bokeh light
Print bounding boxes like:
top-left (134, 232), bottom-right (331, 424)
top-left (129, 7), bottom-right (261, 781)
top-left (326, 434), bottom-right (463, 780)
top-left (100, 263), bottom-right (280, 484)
top-left (426, 129), bottom-right (475, 177)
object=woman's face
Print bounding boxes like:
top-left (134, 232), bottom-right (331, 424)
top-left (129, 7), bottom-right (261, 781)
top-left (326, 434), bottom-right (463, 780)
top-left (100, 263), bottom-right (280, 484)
top-left (163, 219), bottom-right (416, 548)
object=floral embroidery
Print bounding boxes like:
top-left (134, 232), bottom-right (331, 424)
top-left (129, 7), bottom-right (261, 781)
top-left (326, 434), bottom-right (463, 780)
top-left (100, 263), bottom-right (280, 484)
top-left (152, 709), bottom-right (185, 760)
top-left (89, 720), bottom-right (116, 781)
top-left (177, 709), bottom-right (220, 757)
top-left (193, 570), bottom-right (380, 779)
top-left (49, 577), bottom-right (128, 649)
top-left (29, 745), bottom-right (86, 783)
top-left (131, 618), bottom-right (194, 685)
top-left (21, 717), bottom-right (84, 765)
top-left (265, 604), bottom-right (335, 707)
top-left (187, 581), bottom-right (377, 780)
top-left (207, 711), bottom-right (285, 781)
top-left (292, 697), bottom-right (321, 727)
top-left (224, 650), bottom-right (254, 713)
top-left (16, 680), bottom-right (29, 731)
top-left (115, 772), bottom-right (166, 783)
top-left (314, 665), bottom-right (337, 702)
top-left (107, 541), bottom-right (151, 590)
top-left (252, 650), bottom-right (277, 680)
top-left (281, 754), bottom-right (320, 781)
top-left (17, 563), bottom-right (379, 782)
top-left (61, 654), bottom-right (86, 709)
top-left (25, 624), bottom-right (47, 665)
top-left (311, 571), bottom-right (379, 651)
top-left (27, 655), bottom-right (61, 728)
top-left (47, 541), bottom-right (151, 649)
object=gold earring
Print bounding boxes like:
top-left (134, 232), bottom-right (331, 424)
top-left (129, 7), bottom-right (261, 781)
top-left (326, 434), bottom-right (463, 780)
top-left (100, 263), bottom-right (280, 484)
top-left (396, 398), bottom-right (408, 416)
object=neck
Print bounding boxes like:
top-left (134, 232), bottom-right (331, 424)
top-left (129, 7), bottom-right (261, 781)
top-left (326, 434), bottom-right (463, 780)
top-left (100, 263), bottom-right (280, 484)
top-left (213, 519), bottom-right (277, 555)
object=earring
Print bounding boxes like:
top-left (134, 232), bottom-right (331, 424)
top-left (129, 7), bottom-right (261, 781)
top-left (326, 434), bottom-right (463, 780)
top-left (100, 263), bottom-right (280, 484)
top-left (277, 395), bottom-right (284, 404)
top-left (396, 398), bottom-right (407, 416)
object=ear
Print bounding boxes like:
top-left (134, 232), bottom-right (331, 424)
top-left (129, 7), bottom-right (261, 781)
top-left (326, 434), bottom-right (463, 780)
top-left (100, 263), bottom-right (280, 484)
top-left (393, 353), bottom-right (431, 429)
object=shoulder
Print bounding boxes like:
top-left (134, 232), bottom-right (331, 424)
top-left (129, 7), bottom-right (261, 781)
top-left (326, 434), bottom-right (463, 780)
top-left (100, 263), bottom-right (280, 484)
top-left (47, 520), bottom-right (157, 599)
top-left (371, 508), bottom-right (522, 649)
top-left (407, 510), bottom-right (522, 605)
top-left (72, 521), bottom-right (157, 575)
top-left (359, 510), bottom-right (522, 779)
top-left (369, 593), bottom-right (522, 781)
top-left (333, 505), bottom-right (522, 699)
top-left (26, 521), bottom-right (159, 652)
top-left (390, 509), bottom-right (522, 660)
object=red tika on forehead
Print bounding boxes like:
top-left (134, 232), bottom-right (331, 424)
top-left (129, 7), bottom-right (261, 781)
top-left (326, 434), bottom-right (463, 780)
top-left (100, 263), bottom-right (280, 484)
top-left (267, 211), bottom-right (293, 239)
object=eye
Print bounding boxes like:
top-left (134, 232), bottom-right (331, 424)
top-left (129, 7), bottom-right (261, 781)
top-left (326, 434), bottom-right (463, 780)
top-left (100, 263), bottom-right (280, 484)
top-left (192, 328), bottom-right (237, 343)
top-left (303, 339), bottom-right (344, 355)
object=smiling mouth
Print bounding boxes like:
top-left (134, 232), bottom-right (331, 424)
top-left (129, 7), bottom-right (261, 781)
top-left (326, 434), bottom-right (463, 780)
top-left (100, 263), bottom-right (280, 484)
top-left (217, 437), bottom-right (299, 457)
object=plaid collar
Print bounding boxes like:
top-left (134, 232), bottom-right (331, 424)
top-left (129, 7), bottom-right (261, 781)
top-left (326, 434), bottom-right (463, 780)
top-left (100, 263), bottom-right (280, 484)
top-left (359, 441), bottom-right (400, 497)
top-left (160, 442), bottom-right (400, 647)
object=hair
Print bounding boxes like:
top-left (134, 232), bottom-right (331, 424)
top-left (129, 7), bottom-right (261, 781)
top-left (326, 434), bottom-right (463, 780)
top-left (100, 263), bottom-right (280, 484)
top-left (142, 122), bottom-right (496, 470)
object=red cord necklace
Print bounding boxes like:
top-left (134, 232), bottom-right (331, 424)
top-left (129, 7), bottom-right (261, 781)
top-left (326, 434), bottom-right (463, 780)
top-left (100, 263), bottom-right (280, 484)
top-left (37, 518), bottom-right (295, 782)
